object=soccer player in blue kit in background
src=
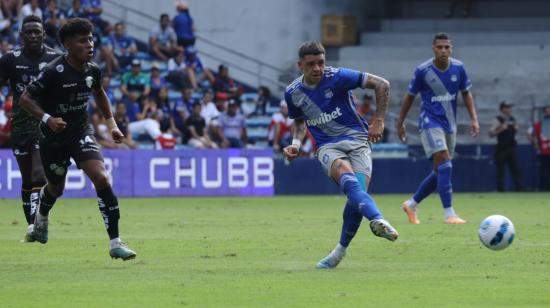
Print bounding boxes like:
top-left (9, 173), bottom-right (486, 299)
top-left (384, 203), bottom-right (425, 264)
top-left (283, 41), bottom-right (399, 269)
top-left (397, 33), bottom-right (480, 225)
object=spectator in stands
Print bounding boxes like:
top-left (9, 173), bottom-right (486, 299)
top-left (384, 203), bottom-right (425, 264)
top-left (101, 22), bottom-right (137, 75)
top-left (43, 0), bottom-right (65, 47)
top-left (1, 0), bottom-right (21, 24)
top-left (173, 0), bottom-right (195, 48)
top-left (177, 87), bottom-right (194, 114)
top-left (0, 96), bottom-right (12, 148)
top-left (113, 102), bottom-right (137, 149)
top-left (20, 0), bottom-right (42, 20)
top-left (268, 100), bottom-right (293, 153)
top-left (166, 49), bottom-right (194, 90)
top-left (170, 89), bottom-right (190, 143)
top-left (214, 64), bottom-right (242, 102)
top-left (199, 89), bottom-right (219, 126)
top-left (357, 94), bottom-right (374, 123)
top-left (217, 100), bottom-right (247, 148)
top-left (154, 87), bottom-right (174, 133)
top-left (100, 75), bottom-right (115, 108)
top-left (253, 86), bottom-right (270, 116)
top-left (149, 13), bottom-right (180, 61)
top-left (489, 101), bottom-right (525, 191)
top-left (65, 0), bottom-right (84, 19)
top-left (149, 64), bottom-right (168, 100)
top-left (527, 106), bottom-right (550, 191)
top-left (358, 93), bottom-right (388, 142)
top-left (0, 9), bottom-right (12, 44)
top-left (155, 128), bottom-right (177, 149)
top-left (186, 102), bottom-right (216, 149)
top-left (81, 0), bottom-right (110, 34)
top-left (120, 59), bottom-right (150, 116)
top-left (185, 46), bottom-right (215, 88)
top-left (92, 111), bottom-right (123, 149)
top-left (127, 97), bottom-right (163, 142)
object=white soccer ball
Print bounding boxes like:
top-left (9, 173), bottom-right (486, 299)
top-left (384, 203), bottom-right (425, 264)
top-left (478, 215), bottom-right (515, 251)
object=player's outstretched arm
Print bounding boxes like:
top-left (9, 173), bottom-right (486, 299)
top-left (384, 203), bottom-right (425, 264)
top-left (93, 87), bottom-right (124, 143)
top-left (396, 94), bottom-right (415, 142)
top-left (462, 91), bottom-right (480, 137)
top-left (364, 74), bottom-right (390, 143)
top-left (283, 119), bottom-right (306, 161)
top-left (19, 90), bottom-right (67, 132)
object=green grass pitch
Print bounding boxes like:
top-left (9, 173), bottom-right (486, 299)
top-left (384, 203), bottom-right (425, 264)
top-left (1, 193), bottom-right (550, 307)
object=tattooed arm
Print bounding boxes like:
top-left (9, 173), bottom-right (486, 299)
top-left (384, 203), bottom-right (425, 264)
top-left (283, 118), bottom-right (307, 161)
top-left (363, 73), bottom-right (390, 143)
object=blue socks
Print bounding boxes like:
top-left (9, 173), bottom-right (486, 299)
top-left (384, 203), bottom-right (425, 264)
top-left (412, 171), bottom-right (437, 204)
top-left (339, 173), bottom-right (383, 221)
top-left (339, 200), bottom-right (363, 247)
top-left (437, 160), bottom-right (453, 209)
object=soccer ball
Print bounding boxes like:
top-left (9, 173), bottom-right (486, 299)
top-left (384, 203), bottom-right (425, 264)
top-left (478, 215), bottom-right (515, 251)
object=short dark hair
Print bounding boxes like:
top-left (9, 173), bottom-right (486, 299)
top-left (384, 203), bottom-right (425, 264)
top-left (160, 13), bottom-right (169, 20)
top-left (22, 15), bottom-right (43, 26)
top-left (433, 32), bottom-right (451, 44)
top-left (298, 41), bottom-right (325, 58)
top-left (59, 18), bottom-right (94, 43)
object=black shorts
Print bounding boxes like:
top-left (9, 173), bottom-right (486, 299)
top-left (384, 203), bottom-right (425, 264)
top-left (11, 131), bottom-right (41, 158)
top-left (40, 133), bottom-right (104, 183)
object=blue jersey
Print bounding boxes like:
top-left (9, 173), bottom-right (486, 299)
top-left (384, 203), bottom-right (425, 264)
top-left (285, 67), bottom-right (369, 148)
top-left (408, 57), bottom-right (472, 133)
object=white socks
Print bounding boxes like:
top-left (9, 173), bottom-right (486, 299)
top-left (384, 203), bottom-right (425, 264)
top-left (406, 198), bottom-right (418, 210)
top-left (332, 243), bottom-right (347, 257)
top-left (110, 237), bottom-right (122, 249)
top-left (444, 207), bottom-right (457, 218)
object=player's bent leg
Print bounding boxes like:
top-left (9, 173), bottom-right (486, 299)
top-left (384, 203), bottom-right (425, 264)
top-left (332, 159), bottom-right (399, 241)
top-left (80, 159), bottom-right (137, 261)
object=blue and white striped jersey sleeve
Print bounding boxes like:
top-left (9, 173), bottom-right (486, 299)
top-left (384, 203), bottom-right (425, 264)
top-left (407, 68), bottom-right (423, 96)
top-left (459, 65), bottom-right (472, 92)
top-left (335, 68), bottom-right (364, 91)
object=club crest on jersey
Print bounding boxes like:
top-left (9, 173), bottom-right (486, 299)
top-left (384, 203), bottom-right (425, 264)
top-left (56, 64), bottom-right (64, 72)
top-left (451, 75), bottom-right (457, 82)
top-left (13, 50), bottom-right (21, 57)
top-left (323, 88), bottom-right (333, 99)
top-left (39, 62), bottom-right (47, 70)
top-left (85, 76), bottom-right (93, 88)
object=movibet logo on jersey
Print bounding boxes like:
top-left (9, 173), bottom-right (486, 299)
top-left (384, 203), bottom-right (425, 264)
top-left (431, 93), bottom-right (456, 103)
top-left (306, 107), bottom-right (343, 127)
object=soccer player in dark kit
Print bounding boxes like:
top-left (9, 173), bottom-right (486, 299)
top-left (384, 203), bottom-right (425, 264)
top-left (20, 18), bottom-right (137, 260)
top-left (0, 15), bottom-right (62, 241)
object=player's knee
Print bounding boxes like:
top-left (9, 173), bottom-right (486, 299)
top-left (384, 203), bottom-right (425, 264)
top-left (91, 171), bottom-right (110, 190)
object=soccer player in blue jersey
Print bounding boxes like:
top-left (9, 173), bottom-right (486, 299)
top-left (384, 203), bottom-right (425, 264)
top-left (283, 41), bottom-right (399, 269)
top-left (396, 33), bottom-right (480, 225)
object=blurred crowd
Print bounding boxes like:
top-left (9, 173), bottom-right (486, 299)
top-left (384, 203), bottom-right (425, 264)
top-left (0, 0), bottom-right (321, 157)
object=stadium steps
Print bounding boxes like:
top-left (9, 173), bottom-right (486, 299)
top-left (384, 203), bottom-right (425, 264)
top-left (380, 17), bottom-right (550, 33)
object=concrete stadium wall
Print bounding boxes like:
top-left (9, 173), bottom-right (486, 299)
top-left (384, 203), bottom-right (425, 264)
top-left (105, 0), bottom-right (385, 90)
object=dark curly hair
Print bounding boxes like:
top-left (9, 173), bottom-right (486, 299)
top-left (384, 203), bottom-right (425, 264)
top-left (59, 18), bottom-right (94, 44)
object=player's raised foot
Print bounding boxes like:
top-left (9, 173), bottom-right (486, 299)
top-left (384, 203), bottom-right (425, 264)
top-left (316, 250), bottom-right (346, 269)
top-left (444, 216), bottom-right (467, 224)
top-left (109, 241), bottom-right (137, 261)
top-left (32, 214), bottom-right (49, 244)
top-left (22, 224), bottom-right (36, 243)
top-left (370, 219), bottom-right (399, 241)
top-left (402, 201), bottom-right (420, 224)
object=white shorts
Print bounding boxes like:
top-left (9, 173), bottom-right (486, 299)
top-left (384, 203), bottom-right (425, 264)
top-left (420, 127), bottom-right (456, 158)
top-left (316, 139), bottom-right (372, 178)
